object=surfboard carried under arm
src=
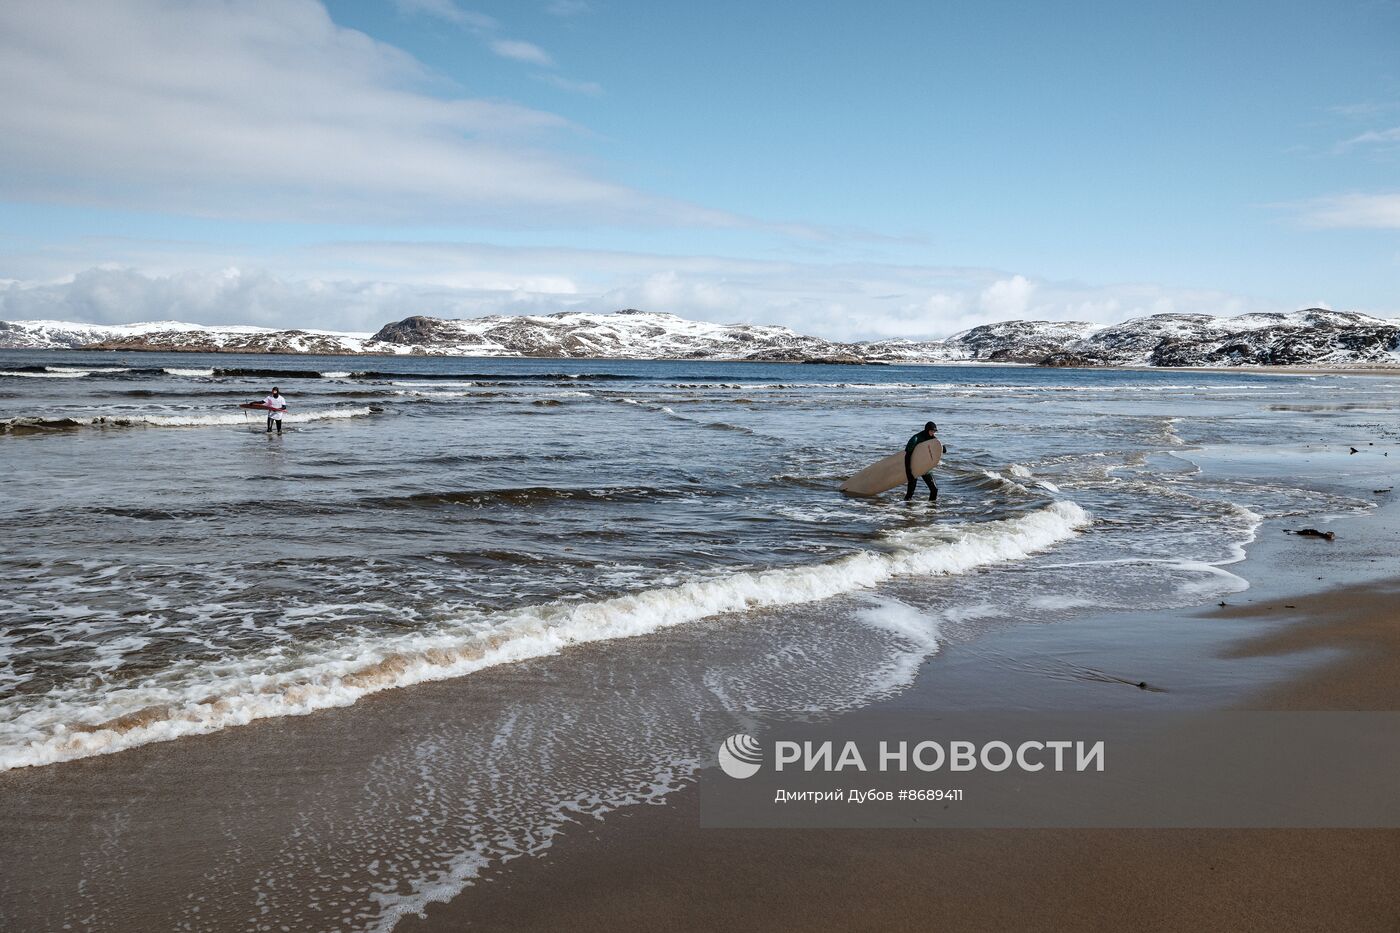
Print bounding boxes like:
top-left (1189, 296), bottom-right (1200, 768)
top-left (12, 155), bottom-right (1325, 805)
top-left (840, 439), bottom-right (943, 496)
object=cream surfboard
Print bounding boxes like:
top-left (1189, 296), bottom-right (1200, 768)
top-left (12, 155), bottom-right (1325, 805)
top-left (841, 439), bottom-right (943, 496)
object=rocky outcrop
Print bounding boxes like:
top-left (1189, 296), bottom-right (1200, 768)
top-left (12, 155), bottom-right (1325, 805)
top-left (368, 309), bottom-right (852, 361)
top-left (369, 316), bottom-right (457, 345)
top-left (83, 330), bottom-right (378, 355)
top-left (941, 320), bottom-right (1100, 364)
top-left (941, 309), bottom-right (1400, 368)
top-left (0, 320), bottom-right (382, 354)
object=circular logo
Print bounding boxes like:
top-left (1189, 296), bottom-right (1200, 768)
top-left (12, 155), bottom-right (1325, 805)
top-left (718, 733), bottom-right (763, 779)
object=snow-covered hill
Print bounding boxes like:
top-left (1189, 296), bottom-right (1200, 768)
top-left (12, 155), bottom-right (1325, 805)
top-left (367, 310), bottom-right (865, 361)
top-left (0, 320), bottom-right (387, 354)
top-left (1030, 309), bottom-right (1400, 367)
top-left (2, 308), bottom-right (1397, 368)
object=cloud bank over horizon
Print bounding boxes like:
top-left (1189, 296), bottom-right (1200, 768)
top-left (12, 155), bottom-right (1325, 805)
top-left (0, 259), bottom-right (1291, 341)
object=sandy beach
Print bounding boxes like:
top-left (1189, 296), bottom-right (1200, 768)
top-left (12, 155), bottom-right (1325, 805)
top-left (401, 515), bottom-right (1400, 933)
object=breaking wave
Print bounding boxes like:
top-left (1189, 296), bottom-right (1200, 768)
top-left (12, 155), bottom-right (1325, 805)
top-left (0, 368), bottom-right (96, 378)
top-left (1, 407), bottom-right (378, 434)
top-left (363, 485), bottom-right (709, 510)
top-left (0, 501), bottom-right (1089, 770)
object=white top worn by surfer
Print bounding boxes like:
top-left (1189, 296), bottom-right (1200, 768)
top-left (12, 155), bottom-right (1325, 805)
top-left (264, 388), bottom-right (287, 433)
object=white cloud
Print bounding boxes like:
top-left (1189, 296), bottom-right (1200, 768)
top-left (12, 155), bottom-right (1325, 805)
top-left (600, 271), bottom-right (743, 316)
top-left (0, 244), bottom-right (1286, 340)
top-left (392, 0), bottom-right (495, 29)
top-left (1334, 126), bottom-right (1400, 153)
top-left (977, 275), bottom-right (1036, 319)
top-left (489, 38), bottom-right (554, 67)
top-left (0, 267), bottom-right (567, 333)
top-left (1299, 193), bottom-right (1400, 229)
top-left (0, 0), bottom-right (709, 226)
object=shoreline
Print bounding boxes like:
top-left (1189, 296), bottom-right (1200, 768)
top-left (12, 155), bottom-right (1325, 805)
top-left (398, 504), bottom-right (1400, 933)
top-left (11, 344), bottom-right (1400, 375)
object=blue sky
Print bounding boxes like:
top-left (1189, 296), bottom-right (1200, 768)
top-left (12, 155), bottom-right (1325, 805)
top-left (0, 0), bottom-right (1396, 338)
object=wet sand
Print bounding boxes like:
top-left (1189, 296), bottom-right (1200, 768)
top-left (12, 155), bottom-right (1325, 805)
top-left (1224, 580), bottom-right (1400, 711)
top-left (402, 576), bottom-right (1400, 932)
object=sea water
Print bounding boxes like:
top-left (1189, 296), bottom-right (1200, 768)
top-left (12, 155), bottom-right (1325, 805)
top-left (0, 349), bottom-right (1395, 930)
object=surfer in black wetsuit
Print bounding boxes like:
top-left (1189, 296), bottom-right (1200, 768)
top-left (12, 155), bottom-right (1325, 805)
top-left (905, 421), bottom-right (941, 502)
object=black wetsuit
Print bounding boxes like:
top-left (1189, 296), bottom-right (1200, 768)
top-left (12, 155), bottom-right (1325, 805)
top-left (904, 431), bottom-right (938, 501)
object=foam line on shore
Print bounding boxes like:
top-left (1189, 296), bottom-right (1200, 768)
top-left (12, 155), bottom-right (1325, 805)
top-left (0, 501), bottom-right (1090, 770)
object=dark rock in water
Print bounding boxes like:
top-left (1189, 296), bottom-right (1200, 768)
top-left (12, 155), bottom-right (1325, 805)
top-left (1288, 528), bottom-right (1336, 540)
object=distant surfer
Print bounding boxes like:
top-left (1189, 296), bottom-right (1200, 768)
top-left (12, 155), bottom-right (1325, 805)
top-left (264, 387), bottom-right (287, 434)
top-left (905, 421), bottom-right (941, 501)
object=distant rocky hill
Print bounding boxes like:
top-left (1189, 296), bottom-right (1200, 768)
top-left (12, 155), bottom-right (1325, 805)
top-left (2, 307), bottom-right (1397, 368)
top-left (365, 310), bottom-right (869, 362)
top-left (0, 320), bottom-right (383, 355)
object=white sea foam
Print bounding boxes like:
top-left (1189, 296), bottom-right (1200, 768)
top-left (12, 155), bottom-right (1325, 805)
top-left (392, 389), bottom-right (479, 398)
top-left (52, 366), bottom-right (130, 374)
top-left (1220, 504), bottom-right (1264, 565)
top-left (133, 407), bottom-right (375, 426)
top-left (1161, 417), bottom-right (1187, 446)
top-left (0, 369), bottom-right (91, 378)
top-left (1028, 594), bottom-right (1099, 611)
top-left (365, 759), bottom-right (696, 932)
top-left (1043, 502), bottom-right (1259, 600)
top-left (3, 407), bottom-right (376, 431)
top-left (0, 500), bottom-right (1090, 770)
top-left (982, 470), bottom-right (1032, 494)
top-left (853, 598), bottom-right (949, 652)
top-left (850, 598), bottom-right (943, 695)
top-left (163, 368), bottom-right (214, 377)
top-left (1005, 463), bottom-right (1059, 491)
